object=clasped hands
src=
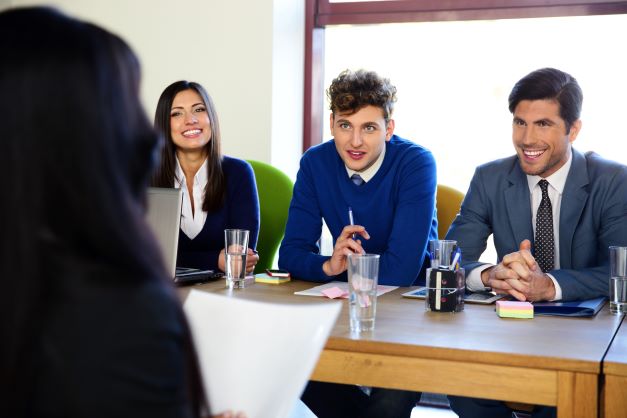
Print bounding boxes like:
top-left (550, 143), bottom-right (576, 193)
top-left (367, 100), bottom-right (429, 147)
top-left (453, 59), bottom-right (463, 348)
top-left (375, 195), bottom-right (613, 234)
top-left (481, 239), bottom-right (555, 302)
top-left (322, 225), bottom-right (370, 276)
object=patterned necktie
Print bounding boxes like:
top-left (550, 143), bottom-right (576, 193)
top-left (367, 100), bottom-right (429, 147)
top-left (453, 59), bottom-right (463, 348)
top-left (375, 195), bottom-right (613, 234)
top-left (535, 179), bottom-right (555, 273)
top-left (351, 174), bottom-right (365, 186)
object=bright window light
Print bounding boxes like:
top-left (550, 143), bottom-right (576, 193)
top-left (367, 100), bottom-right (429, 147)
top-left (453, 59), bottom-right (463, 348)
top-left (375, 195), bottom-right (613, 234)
top-left (324, 15), bottom-right (627, 196)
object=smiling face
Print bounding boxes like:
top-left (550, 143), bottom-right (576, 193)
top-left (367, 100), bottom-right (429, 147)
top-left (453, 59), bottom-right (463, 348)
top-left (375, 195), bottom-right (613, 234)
top-left (512, 99), bottom-right (581, 178)
top-left (331, 105), bottom-right (394, 172)
top-left (169, 89), bottom-right (211, 155)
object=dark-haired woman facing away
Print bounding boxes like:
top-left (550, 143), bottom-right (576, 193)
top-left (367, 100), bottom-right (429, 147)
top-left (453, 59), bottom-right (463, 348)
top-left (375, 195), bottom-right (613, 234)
top-left (153, 82), bottom-right (260, 274)
top-left (0, 7), bottom-right (239, 418)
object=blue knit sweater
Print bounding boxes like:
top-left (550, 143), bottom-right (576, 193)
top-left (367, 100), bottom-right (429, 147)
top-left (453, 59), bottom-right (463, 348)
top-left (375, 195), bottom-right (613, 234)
top-left (177, 156), bottom-right (260, 270)
top-left (279, 135), bottom-right (437, 286)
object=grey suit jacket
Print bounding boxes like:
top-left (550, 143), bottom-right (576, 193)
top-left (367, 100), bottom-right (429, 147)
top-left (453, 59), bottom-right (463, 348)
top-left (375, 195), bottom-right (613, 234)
top-left (446, 149), bottom-right (627, 301)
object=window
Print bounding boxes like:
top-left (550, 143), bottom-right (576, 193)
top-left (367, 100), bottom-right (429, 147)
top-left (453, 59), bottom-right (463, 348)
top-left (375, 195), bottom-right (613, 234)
top-left (305, 0), bottom-right (627, 261)
top-left (322, 14), bottom-right (627, 195)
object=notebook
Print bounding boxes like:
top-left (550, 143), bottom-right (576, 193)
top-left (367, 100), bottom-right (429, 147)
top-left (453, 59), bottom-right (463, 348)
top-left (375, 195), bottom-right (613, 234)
top-left (146, 187), bottom-right (222, 285)
top-left (532, 297), bottom-right (607, 317)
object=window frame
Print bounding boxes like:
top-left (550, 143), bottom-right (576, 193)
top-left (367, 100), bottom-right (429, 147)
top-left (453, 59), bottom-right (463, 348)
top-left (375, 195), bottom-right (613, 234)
top-left (303, 0), bottom-right (627, 150)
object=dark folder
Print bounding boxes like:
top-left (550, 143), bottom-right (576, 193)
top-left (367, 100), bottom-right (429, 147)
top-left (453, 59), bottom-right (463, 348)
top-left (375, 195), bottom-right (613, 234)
top-left (533, 297), bottom-right (607, 317)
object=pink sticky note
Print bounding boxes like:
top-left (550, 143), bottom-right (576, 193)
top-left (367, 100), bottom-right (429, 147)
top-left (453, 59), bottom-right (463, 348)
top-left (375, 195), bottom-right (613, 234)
top-left (321, 286), bottom-right (346, 299)
top-left (359, 294), bottom-right (371, 308)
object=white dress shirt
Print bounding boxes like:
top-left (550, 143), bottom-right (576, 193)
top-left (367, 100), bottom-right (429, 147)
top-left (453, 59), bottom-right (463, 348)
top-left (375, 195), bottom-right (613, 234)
top-left (467, 152), bottom-right (573, 300)
top-left (174, 157), bottom-right (208, 240)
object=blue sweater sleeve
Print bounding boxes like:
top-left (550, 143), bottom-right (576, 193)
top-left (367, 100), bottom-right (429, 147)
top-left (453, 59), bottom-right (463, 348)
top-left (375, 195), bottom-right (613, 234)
top-left (278, 154), bottom-right (329, 281)
top-left (377, 150), bottom-right (437, 286)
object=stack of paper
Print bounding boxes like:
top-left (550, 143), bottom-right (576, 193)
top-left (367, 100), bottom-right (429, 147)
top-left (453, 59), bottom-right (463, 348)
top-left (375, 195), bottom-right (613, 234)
top-left (294, 281), bottom-right (397, 298)
top-left (184, 290), bottom-right (340, 418)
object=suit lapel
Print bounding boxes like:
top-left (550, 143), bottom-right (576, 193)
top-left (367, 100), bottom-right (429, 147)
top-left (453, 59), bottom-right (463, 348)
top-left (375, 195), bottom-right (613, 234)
top-left (559, 149), bottom-right (590, 268)
top-left (504, 161), bottom-right (533, 247)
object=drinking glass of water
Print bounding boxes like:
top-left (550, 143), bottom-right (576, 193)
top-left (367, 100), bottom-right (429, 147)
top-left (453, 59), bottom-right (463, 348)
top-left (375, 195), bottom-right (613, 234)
top-left (610, 246), bottom-right (627, 315)
top-left (224, 229), bottom-right (249, 289)
top-left (347, 253), bottom-right (380, 333)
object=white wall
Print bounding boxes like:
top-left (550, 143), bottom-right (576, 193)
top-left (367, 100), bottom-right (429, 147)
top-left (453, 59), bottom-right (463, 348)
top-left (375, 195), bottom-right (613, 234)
top-left (271, 0), bottom-right (304, 178)
top-left (4, 0), bottom-right (304, 178)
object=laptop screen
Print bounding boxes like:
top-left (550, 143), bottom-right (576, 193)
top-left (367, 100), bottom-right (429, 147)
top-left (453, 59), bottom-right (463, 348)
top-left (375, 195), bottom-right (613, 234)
top-left (146, 187), bottom-right (182, 278)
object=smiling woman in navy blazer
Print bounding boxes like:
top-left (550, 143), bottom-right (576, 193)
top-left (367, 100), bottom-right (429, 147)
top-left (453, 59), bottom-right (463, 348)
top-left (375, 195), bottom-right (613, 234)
top-left (152, 81), bottom-right (260, 274)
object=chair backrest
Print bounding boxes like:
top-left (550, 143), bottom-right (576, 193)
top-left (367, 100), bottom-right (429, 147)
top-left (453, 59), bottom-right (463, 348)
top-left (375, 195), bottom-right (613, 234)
top-left (247, 160), bottom-right (294, 272)
top-left (436, 184), bottom-right (465, 238)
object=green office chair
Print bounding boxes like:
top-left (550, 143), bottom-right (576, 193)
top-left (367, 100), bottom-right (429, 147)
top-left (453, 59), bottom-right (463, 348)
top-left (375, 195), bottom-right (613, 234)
top-left (247, 160), bottom-right (294, 273)
top-left (436, 184), bottom-right (465, 238)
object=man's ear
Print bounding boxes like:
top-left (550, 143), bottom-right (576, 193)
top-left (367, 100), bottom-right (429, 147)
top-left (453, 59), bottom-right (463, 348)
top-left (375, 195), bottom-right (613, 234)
top-left (385, 119), bottom-right (395, 141)
top-left (568, 119), bottom-right (582, 143)
top-left (329, 113), bottom-right (335, 135)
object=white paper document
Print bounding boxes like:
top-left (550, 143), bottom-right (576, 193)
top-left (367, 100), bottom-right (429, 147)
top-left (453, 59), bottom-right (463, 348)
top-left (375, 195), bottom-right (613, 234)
top-left (294, 280), bottom-right (398, 298)
top-left (183, 290), bottom-right (341, 418)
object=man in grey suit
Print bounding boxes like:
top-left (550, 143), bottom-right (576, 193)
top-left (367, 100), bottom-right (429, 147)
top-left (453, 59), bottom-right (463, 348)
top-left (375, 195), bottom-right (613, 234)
top-left (447, 67), bottom-right (627, 418)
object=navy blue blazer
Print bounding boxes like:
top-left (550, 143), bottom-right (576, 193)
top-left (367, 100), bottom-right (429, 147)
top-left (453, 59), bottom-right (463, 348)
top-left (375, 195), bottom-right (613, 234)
top-left (447, 149), bottom-right (627, 301)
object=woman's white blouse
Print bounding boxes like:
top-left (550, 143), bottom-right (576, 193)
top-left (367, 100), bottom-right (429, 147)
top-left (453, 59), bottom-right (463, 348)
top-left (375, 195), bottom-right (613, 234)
top-left (174, 157), bottom-right (208, 240)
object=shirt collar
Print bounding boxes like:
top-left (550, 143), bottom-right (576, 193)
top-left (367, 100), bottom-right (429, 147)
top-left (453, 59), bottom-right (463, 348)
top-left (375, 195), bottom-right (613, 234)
top-left (526, 148), bottom-right (572, 194)
top-left (345, 144), bottom-right (386, 183)
top-left (174, 156), bottom-right (209, 188)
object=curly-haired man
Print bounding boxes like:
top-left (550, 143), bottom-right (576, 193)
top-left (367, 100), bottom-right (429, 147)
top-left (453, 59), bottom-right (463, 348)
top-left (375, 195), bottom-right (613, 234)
top-left (279, 69), bottom-right (437, 418)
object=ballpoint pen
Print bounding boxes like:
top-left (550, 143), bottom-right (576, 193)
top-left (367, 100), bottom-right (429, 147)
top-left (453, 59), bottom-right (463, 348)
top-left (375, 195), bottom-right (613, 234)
top-left (348, 206), bottom-right (356, 240)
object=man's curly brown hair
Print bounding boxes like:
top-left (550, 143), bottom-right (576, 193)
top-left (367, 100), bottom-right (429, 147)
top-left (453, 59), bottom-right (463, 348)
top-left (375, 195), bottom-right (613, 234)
top-left (327, 69), bottom-right (397, 122)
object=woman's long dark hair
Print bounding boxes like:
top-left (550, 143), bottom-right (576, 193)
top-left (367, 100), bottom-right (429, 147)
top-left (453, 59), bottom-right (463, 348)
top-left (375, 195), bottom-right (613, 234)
top-left (152, 81), bottom-right (226, 212)
top-left (0, 7), bottom-right (206, 417)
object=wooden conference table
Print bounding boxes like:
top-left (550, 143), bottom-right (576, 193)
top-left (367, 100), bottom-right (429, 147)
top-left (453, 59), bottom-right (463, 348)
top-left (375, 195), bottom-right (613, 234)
top-left (180, 279), bottom-right (623, 418)
top-left (603, 313), bottom-right (627, 418)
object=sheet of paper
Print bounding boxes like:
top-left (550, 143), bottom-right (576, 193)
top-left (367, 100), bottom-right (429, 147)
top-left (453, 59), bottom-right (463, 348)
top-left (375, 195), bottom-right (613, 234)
top-left (294, 281), bottom-right (398, 298)
top-left (184, 290), bottom-right (340, 418)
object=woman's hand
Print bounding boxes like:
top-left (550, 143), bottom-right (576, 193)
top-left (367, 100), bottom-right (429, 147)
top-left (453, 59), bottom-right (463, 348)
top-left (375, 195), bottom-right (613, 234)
top-left (218, 248), bottom-right (258, 274)
top-left (218, 248), bottom-right (226, 272)
top-left (212, 411), bottom-right (247, 418)
top-left (246, 248), bottom-right (259, 274)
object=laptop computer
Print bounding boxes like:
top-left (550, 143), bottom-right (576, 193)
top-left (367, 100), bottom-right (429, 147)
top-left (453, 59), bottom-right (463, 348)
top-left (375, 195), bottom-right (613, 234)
top-left (146, 187), bottom-right (223, 285)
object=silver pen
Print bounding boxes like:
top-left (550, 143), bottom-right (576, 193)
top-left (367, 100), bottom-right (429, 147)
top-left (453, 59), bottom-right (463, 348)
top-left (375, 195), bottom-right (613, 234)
top-left (348, 206), bottom-right (356, 240)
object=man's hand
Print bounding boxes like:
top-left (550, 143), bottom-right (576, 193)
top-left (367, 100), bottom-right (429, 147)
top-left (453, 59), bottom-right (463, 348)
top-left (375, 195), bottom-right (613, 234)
top-left (322, 225), bottom-right (370, 276)
top-left (505, 240), bottom-right (556, 301)
top-left (482, 240), bottom-right (556, 301)
top-left (481, 264), bottom-right (520, 299)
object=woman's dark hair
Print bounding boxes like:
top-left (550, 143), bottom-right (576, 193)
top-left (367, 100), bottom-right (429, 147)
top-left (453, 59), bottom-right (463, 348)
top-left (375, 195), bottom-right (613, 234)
top-left (508, 67), bottom-right (583, 134)
top-left (152, 81), bottom-right (225, 212)
top-left (0, 7), bottom-right (205, 416)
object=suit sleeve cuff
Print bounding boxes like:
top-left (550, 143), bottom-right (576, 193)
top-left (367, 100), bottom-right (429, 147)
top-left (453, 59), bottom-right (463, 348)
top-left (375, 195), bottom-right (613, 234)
top-left (547, 273), bottom-right (562, 301)
top-left (467, 264), bottom-right (494, 292)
